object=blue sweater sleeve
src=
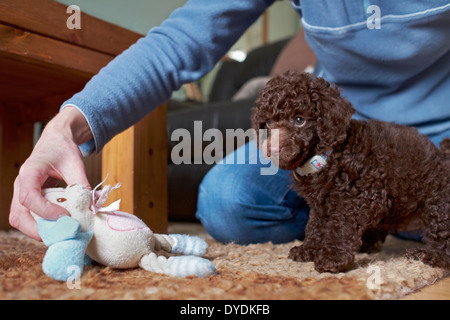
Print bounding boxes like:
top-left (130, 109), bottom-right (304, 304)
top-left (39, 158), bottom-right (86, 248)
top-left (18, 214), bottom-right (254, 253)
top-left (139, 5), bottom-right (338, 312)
top-left (62, 0), bottom-right (275, 153)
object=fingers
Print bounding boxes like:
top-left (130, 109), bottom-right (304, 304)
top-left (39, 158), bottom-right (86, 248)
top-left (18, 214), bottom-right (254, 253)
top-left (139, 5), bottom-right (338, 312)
top-left (9, 169), bottom-right (69, 240)
top-left (9, 149), bottom-right (87, 240)
top-left (9, 177), bottom-right (42, 241)
top-left (9, 190), bottom-right (40, 241)
top-left (8, 106), bottom-right (93, 241)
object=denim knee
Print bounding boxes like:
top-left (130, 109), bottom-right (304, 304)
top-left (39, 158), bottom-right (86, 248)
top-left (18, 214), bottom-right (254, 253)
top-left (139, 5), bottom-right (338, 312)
top-left (195, 162), bottom-right (310, 245)
top-left (195, 164), bottom-right (251, 244)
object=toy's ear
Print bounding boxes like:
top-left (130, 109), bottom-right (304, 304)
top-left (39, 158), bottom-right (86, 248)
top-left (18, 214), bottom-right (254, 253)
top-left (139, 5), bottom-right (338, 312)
top-left (42, 188), bottom-right (69, 209)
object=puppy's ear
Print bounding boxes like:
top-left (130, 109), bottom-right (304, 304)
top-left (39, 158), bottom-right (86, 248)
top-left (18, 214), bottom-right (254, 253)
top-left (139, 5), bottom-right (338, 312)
top-left (314, 83), bottom-right (355, 152)
top-left (251, 106), bottom-right (263, 149)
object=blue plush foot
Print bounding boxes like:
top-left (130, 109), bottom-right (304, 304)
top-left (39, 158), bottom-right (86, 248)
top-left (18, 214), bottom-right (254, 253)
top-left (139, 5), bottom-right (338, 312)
top-left (139, 253), bottom-right (216, 278)
top-left (169, 234), bottom-right (209, 256)
top-left (167, 256), bottom-right (217, 278)
top-left (36, 216), bottom-right (93, 281)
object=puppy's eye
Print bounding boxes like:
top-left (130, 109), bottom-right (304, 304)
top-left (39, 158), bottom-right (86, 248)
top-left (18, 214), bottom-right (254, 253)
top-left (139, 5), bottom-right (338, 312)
top-left (294, 117), bottom-right (306, 127)
top-left (265, 119), bottom-right (272, 128)
top-left (57, 198), bottom-right (67, 203)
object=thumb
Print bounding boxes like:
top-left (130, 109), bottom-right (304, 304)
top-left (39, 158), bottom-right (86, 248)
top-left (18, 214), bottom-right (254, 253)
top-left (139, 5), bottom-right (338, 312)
top-left (57, 148), bottom-right (91, 190)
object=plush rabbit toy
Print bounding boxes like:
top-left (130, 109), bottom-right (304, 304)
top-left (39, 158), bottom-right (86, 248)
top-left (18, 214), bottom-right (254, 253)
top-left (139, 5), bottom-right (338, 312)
top-left (32, 181), bottom-right (216, 281)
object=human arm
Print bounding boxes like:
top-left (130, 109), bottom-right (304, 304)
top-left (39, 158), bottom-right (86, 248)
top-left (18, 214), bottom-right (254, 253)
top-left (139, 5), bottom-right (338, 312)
top-left (63, 0), bottom-right (275, 153)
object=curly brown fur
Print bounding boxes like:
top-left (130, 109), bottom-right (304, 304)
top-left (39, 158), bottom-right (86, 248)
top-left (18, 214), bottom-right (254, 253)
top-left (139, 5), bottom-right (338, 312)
top-left (252, 70), bottom-right (450, 273)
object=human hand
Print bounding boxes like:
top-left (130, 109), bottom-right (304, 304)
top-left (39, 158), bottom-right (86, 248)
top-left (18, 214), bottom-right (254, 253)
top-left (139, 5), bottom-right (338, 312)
top-left (9, 107), bottom-right (93, 240)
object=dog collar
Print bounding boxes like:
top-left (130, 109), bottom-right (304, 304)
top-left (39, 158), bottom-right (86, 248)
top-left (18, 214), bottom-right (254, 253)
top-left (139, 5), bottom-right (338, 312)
top-left (294, 147), bottom-right (332, 177)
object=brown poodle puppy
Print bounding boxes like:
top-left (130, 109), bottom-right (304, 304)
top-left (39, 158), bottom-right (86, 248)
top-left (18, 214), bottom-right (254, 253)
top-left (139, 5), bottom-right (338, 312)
top-left (251, 70), bottom-right (450, 273)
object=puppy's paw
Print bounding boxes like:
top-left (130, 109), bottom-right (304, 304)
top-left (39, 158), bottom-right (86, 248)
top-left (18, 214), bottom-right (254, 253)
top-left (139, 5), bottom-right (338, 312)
top-left (406, 248), bottom-right (449, 268)
top-left (314, 247), bottom-right (354, 273)
top-left (289, 245), bottom-right (315, 262)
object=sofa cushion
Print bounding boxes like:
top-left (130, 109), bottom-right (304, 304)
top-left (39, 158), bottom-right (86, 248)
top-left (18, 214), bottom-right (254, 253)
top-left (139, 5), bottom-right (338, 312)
top-left (234, 38), bottom-right (290, 89)
top-left (208, 60), bottom-right (241, 102)
top-left (231, 76), bottom-right (271, 101)
top-left (270, 30), bottom-right (316, 76)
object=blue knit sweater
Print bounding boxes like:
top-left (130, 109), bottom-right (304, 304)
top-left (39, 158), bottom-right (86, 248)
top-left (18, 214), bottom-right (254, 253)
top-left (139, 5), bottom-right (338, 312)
top-left (62, 0), bottom-right (450, 154)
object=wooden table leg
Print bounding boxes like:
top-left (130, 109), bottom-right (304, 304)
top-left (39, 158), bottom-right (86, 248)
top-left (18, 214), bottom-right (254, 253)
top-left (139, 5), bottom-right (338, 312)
top-left (0, 104), bottom-right (36, 230)
top-left (101, 103), bottom-right (168, 234)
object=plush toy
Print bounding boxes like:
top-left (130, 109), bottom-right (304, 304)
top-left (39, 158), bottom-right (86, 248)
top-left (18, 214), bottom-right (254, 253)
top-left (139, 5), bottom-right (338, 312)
top-left (32, 181), bottom-right (216, 281)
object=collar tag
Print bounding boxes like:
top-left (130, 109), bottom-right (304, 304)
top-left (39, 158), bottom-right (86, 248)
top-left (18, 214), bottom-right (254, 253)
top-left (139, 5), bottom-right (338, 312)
top-left (294, 148), bottom-right (332, 177)
top-left (294, 155), bottom-right (327, 177)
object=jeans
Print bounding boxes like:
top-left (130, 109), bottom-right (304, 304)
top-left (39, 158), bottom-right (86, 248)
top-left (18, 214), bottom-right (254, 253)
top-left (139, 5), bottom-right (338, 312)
top-left (195, 130), bottom-right (449, 244)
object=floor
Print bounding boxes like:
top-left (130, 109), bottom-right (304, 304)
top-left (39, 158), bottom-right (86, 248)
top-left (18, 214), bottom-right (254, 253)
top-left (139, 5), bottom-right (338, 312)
top-left (400, 277), bottom-right (450, 300)
top-left (170, 222), bottom-right (449, 300)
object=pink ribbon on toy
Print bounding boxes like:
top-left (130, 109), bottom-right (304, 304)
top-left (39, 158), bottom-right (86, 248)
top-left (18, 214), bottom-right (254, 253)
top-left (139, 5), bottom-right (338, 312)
top-left (91, 175), bottom-right (122, 215)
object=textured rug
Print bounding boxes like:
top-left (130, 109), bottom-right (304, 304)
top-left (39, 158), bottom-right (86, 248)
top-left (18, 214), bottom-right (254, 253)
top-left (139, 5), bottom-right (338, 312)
top-left (0, 227), bottom-right (448, 300)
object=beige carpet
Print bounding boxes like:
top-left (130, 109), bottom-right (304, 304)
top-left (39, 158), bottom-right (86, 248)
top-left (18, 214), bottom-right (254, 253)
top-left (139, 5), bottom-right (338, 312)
top-left (0, 224), bottom-right (448, 300)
